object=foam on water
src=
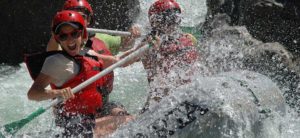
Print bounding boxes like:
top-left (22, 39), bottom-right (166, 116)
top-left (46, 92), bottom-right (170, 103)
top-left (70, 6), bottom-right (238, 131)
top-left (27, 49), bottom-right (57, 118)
top-left (1, 0), bottom-right (300, 137)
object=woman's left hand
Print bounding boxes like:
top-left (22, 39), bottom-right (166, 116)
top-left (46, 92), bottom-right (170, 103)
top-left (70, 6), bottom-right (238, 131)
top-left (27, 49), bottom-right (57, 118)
top-left (129, 24), bottom-right (141, 39)
top-left (147, 35), bottom-right (161, 50)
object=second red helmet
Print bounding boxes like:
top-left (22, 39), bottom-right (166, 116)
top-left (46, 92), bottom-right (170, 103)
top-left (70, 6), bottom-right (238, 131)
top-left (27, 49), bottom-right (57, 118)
top-left (148, 0), bottom-right (181, 17)
top-left (63, 0), bottom-right (93, 15)
top-left (52, 10), bottom-right (88, 41)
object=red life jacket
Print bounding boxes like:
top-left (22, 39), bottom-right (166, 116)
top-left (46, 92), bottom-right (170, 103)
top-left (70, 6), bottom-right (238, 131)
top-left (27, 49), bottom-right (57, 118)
top-left (89, 37), bottom-right (112, 55)
top-left (142, 33), bottom-right (199, 80)
top-left (87, 37), bottom-right (114, 94)
top-left (51, 56), bottom-right (105, 115)
top-left (159, 33), bottom-right (198, 63)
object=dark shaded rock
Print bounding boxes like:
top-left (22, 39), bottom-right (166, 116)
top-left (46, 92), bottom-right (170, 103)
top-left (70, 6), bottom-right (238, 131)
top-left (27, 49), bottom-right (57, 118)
top-left (0, 0), bottom-right (140, 65)
top-left (91, 0), bottom-right (140, 31)
top-left (200, 14), bottom-right (258, 74)
top-left (200, 14), bottom-right (300, 112)
top-left (204, 0), bottom-right (300, 56)
top-left (241, 0), bottom-right (300, 56)
top-left (0, 0), bottom-right (63, 65)
top-left (205, 0), bottom-right (241, 25)
top-left (244, 43), bottom-right (300, 112)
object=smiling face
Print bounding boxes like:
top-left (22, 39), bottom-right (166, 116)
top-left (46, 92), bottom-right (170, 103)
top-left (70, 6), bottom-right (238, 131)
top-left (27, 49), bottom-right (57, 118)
top-left (57, 25), bottom-right (83, 56)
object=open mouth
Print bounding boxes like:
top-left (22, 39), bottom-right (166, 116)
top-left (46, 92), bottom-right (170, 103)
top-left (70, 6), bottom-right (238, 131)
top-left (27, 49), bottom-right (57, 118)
top-left (67, 43), bottom-right (77, 51)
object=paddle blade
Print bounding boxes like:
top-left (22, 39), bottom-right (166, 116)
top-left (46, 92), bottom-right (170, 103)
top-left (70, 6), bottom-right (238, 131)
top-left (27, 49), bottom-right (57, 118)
top-left (3, 107), bottom-right (46, 135)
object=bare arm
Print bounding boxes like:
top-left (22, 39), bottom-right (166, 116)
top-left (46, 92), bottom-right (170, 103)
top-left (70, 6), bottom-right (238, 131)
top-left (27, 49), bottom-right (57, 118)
top-left (117, 41), bottom-right (148, 67)
top-left (27, 73), bottom-right (74, 101)
top-left (119, 34), bottom-right (161, 67)
top-left (96, 54), bottom-right (119, 68)
top-left (119, 25), bottom-right (141, 51)
top-left (46, 35), bottom-right (61, 51)
top-left (86, 50), bottom-right (119, 68)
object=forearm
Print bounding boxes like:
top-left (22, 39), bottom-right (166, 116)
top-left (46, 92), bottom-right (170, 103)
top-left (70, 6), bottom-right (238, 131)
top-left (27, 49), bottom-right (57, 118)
top-left (95, 54), bottom-right (118, 68)
top-left (120, 36), bottom-right (135, 51)
top-left (119, 25), bottom-right (141, 51)
top-left (27, 86), bottom-right (57, 101)
top-left (117, 45), bottom-right (145, 67)
top-left (119, 40), bottom-right (148, 59)
top-left (118, 48), bottom-right (136, 59)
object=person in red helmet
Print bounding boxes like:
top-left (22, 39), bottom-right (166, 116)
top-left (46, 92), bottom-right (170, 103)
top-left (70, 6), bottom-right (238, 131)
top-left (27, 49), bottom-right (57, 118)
top-left (121, 0), bottom-right (199, 113)
top-left (46, 0), bottom-right (138, 121)
top-left (47, 0), bottom-right (140, 54)
top-left (27, 10), bottom-right (133, 137)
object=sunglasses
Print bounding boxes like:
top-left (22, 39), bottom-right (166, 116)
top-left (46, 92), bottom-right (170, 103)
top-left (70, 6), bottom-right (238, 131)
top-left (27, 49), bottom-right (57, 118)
top-left (151, 9), bottom-right (181, 24)
top-left (56, 30), bottom-right (82, 41)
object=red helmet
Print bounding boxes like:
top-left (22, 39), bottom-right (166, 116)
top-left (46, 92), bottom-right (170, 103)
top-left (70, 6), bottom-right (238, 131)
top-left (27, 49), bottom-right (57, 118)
top-left (52, 10), bottom-right (88, 41)
top-left (63, 0), bottom-right (93, 15)
top-left (148, 0), bottom-right (181, 17)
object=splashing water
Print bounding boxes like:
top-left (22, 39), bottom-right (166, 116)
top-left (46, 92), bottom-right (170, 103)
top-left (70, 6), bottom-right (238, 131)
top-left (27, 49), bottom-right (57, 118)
top-left (1, 0), bottom-right (300, 138)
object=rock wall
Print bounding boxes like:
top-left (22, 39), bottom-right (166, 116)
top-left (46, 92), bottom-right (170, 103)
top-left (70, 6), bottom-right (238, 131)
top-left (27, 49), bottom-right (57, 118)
top-left (204, 0), bottom-right (300, 56)
top-left (91, 0), bottom-right (140, 31)
top-left (200, 4), bottom-right (300, 112)
top-left (0, 0), bottom-right (63, 65)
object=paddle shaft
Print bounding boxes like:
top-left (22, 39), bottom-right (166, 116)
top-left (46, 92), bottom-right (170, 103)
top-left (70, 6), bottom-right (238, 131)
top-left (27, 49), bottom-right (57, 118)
top-left (87, 28), bottom-right (131, 36)
top-left (87, 26), bottom-right (201, 38)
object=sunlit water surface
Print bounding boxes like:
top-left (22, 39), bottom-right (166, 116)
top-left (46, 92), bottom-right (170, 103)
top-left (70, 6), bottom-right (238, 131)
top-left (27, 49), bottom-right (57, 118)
top-left (1, 0), bottom-right (300, 137)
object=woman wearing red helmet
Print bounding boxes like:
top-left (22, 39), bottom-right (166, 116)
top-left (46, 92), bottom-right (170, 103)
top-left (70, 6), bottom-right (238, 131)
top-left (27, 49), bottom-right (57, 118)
top-left (122, 0), bottom-right (199, 113)
top-left (47, 0), bottom-right (140, 54)
top-left (46, 0), bottom-right (136, 123)
top-left (27, 10), bottom-right (133, 137)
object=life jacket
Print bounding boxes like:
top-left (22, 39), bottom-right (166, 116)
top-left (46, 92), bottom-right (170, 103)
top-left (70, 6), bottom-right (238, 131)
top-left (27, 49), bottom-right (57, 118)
top-left (85, 37), bottom-right (114, 94)
top-left (142, 33), bottom-right (199, 82)
top-left (24, 51), bottom-right (65, 80)
top-left (159, 33), bottom-right (198, 62)
top-left (51, 55), bottom-right (105, 115)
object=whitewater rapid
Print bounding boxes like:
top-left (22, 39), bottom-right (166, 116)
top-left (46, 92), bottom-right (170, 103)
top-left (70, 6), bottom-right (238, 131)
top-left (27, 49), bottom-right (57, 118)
top-left (1, 0), bottom-right (300, 138)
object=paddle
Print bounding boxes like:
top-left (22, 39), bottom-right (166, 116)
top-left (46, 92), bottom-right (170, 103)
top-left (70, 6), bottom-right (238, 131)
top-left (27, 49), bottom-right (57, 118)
top-left (0, 43), bottom-right (151, 137)
top-left (87, 26), bottom-right (201, 38)
top-left (87, 28), bottom-right (131, 36)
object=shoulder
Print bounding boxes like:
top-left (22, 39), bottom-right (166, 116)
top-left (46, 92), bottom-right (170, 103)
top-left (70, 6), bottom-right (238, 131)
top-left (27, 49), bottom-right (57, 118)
top-left (89, 37), bottom-right (112, 55)
top-left (90, 37), bottom-right (107, 48)
top-left (42, 53), bottom-right (79, 78)
top-left (43, 54), bottom-right (73, 69)
top-left (95, 33), bottom-right (120, 39)
top-left (90, 36), bottom-right (105, 43)
top-left (94, 33), bottom-right (122, 55)
top-left (45, 53), bottom-right (68, 62)
top-left (94, 33), bottom-right (121, 44)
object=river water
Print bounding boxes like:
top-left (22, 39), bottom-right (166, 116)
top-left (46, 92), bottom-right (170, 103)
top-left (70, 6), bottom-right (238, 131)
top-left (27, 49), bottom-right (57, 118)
top-left (0, 0), bottom-right (299, 137)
